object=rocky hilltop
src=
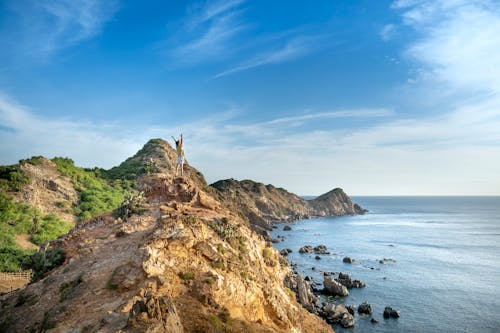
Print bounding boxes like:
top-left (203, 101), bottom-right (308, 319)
top-left (0, 139), bottom-right (334, 333)
top-left (211, 179), bottom-right (366, 234)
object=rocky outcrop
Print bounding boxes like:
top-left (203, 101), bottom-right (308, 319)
top-left (308, 188), bottom-right (367, 216)
top-left (285, 273), bottom-right (319, 313)
top-left (335, 272), bottom-right (365, 289)
top-left (358, 301), bottom-right (373, 315)
top-left (0, 174), bottom-right (333, 333)
top-left (321, 304), bottom-right (354, 328)
top-left (323, 276), bottom-right (349, 297)
top-left (211, 179), bottom-right (365, 235)
top-left (383, 306), bottom-right (400, 319)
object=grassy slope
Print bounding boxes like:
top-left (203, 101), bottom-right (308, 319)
top-left (0, 157), bottom-right (135, 272)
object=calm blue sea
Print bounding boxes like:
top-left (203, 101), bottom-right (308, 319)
top-left (271, 196), bottom-right (500, 333)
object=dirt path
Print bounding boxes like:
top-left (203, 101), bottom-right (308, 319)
top-left (15, 234), bottom-right (39, 250)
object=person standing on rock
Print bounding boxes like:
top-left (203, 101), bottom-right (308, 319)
top-left (172, 133), bottom-right (185, 177)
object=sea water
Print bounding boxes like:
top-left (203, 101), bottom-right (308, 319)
top-left (270, 196), bottom-right (500, 333)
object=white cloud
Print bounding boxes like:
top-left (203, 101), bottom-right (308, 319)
top-left (0, 93), bottom-right (142, 168)
top-left (168, 0), bottom-right (246, 64)
top-left (380, 24), bottom-right (396, 41)
top-left (393, 0), bottom-right (500, 93)
top-left (2, 0), bottom-right (119, 58)
top-left (212, 35), bottom-right (319, 78)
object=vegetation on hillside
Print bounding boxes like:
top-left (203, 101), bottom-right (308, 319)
top-left (51, 157), bottom-right (131, 221)
top-left (0, 164), bottom-right (29, 192)
top-left (0, 192), bottom-right (71, 272)
top-left (102, 138), bottom-right (166, 181)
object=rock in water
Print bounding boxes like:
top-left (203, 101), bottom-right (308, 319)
top-left (322, 304), bottom-right (354, 327)
top-left (383, 306), bottom-right (400, 318)
top-left (313, 245), bottom-right (329, 254)
top-left (343, 256), bottom-right (354, 263)
top-left (323, 276), bottom-right (349, 297)
top-left (357, 301), bottom-right (373, 315)
top-left (340, 313), bottom-right (355, 328)
top-left (299, 245), bottom-right (314, 253)
top-left (283, 225), bottom-right (292, 231)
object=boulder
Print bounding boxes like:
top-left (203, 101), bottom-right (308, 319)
top-left (195, 241), bottom-right (219, 262)
top-left (383, 306), bottom-right (400, 319)
top-left (315, 255), bottom-right (321, 260)
top-left (322, 304), bottom-right (354, 327)
top-left (280, 248), bottom-right (292, 256)
top-left (346, 305), bottom-right (355, 316)
top-left (340, 313), bottom-right (355, 328)
top-left (283, 225), bottom-right (292, 231)
top-left (343, 256), bottom-right (354, 263)
top-left (323, 276), bottom-right (349, 297)
top-left (357, 301), bottom-right (373, 315)
top-left (371, 318), bottom-right (379, 324)
top-left (313, 245), bottom-right (330, 254)
top-left (335, 272), bottom-right (365, 289)
top-left (299, 245), bottom-right (314, 253)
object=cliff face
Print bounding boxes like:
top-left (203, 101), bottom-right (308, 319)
top-left (0, 142), bottom-right (333, 333)
top-left (211, 179), bottom-right (365, 233)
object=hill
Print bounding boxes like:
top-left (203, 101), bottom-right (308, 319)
top-left (211, 179), bottom-right (366, 235)
top-left (0, 140), bottom-right (333, 332)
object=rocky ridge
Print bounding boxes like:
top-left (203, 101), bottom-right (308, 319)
top-left (211, 179), bottom-right (366, 234)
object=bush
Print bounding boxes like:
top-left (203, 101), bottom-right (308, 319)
top-left (207, 218), bottom-right (238, 241)
top-left (178, 272), bottom-right (195, 280)
top-left (0, 193), bottom-right (72, 272)
top-left (0, 165), bottom-right (29, 192)
top-left (23, 247), bottom-right (65, 282)
top-left (113, 192), bottom-right (146, 221)
top-left (31, 215), bottom-right (72, 245)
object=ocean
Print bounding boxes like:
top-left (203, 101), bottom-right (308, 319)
top-left (270, 196), bottom-right (500, 333)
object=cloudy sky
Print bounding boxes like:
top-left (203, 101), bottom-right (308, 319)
top-left (1, 0), bottom-right (499, 195)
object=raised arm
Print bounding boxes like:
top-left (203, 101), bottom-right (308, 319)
top-left (180, 133), bottom-right (183, 145)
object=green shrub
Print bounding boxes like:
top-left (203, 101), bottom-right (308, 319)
top-left (0, 165), bottom-right (29, 191)
top-left (31, 215), bottom-right (72, 245)
top-left (178, 272), bottom-right (195, 280)
top-left (262, 248), bottom-right (273, 259)
top-left (23, 247), bottom-right (65, 282)
top-left (0, 193), bottom-right (71, 272)
top-left (207, 218), bottom-right (238, 241)
top-left (19, 156), bottom-right (44, 166)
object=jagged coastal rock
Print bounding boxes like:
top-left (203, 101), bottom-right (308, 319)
top-left (211, 178), bottom-right (365, 235)
top-left (0, 139), bottom-right (333, 333)
top-left (323, 276), bottom-right (349, 297)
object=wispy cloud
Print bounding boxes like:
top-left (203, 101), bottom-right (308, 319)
top-left (167, 1), bottom-right (332, 75)
top-left (380, 24), bottom-right (396, 41)
top-left (212, 35), bottom-right (319, 78)
top-left (1, 0), bottom-right (119, 59)
top-left (392, 0), bottom-right (500, 93)
top-left (168, 0), bottom-right (246, 64)
top-left (264, 109), bottom-right (394, 125)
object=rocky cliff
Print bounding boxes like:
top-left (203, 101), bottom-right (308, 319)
top-left (211, 179), bottom-right (365, 233)
top-left (0, 140), bottom-right (333, 333)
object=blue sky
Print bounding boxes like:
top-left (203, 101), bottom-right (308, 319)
top-left (1, 0), bottom-right (499, 195)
